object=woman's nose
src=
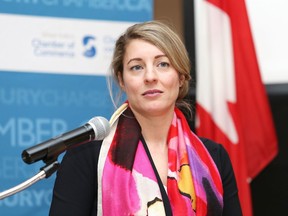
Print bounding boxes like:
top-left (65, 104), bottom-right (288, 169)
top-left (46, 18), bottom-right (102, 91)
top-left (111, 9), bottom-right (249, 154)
top-left (144, 66), bottom-right (157, 83)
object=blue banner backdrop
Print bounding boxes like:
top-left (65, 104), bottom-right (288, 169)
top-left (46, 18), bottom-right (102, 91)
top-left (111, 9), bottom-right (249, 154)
top-left (0, 0), bottom-right (152, 22)
top-left (0, 1), bottom-right (153, 215)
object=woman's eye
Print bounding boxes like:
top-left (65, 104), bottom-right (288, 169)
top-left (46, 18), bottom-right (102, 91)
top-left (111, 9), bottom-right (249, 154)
top-left (158, 62), bottom-right (169, 68)
top-left (131, 65), bottom-right (143, 71)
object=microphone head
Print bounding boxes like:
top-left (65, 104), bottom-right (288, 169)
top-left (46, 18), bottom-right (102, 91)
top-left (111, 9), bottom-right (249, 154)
top-left (88, 116), bottom-right (110, 140)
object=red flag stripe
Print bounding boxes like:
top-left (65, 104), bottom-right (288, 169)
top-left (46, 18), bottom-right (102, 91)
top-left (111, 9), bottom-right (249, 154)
top-left (194, 0), bottom-right (278, 216)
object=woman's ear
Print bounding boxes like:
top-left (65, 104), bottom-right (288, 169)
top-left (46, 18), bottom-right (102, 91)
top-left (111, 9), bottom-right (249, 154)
top-left (118, 72), bottom-right (125, 90)
top-left (179, 74), bottom-right (185, 87)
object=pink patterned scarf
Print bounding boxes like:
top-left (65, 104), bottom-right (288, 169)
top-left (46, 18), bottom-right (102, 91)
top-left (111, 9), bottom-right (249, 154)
top-left (97, 103), bottom-right (223, 215)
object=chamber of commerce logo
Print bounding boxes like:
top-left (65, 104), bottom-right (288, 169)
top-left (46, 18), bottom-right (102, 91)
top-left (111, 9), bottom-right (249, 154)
top-left (83, 36), bottom-right (96, 58)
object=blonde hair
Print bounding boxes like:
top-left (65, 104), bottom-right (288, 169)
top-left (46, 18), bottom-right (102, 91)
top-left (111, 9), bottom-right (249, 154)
top-left (109, 20), bottom-right (192, 113)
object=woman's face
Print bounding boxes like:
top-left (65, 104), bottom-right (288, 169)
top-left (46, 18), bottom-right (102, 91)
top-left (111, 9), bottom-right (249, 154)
top-left (119, 39), bottom-right (183, 117)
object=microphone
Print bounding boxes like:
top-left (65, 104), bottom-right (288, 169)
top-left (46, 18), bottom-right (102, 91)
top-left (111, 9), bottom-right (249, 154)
top-left (22, 116), bottom-right (110, 164)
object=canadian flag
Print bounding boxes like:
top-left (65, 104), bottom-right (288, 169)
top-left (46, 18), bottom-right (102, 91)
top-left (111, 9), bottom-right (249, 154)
top-left (194, 0), bottom-right (278, 216)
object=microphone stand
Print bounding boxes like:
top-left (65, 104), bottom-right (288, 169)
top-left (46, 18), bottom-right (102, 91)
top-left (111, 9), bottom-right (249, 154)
top-left (0, 161), bottom-right (59, 200)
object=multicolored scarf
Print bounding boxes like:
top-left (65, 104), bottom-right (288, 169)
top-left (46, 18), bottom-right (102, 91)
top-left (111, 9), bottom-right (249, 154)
top-left (97, 103), bottom-right (223, 215)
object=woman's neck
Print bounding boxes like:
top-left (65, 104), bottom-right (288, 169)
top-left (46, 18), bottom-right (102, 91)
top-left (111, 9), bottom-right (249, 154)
top-left (132, 109), bottom-right (174, 147)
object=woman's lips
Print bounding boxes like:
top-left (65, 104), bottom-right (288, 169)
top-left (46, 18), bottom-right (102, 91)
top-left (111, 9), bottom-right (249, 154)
top-left (142, 89), bottom-right (163, 96)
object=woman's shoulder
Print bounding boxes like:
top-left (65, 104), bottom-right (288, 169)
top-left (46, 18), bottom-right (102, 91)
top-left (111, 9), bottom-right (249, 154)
top-left (199, 137), bottom-right (225, 156)
top-left (61, 140), bottom-right (103, 168)
top-left (199, 138), bottom-right (242, 215)
top-left (199, 137), bottom-right (228, 154)
top-left (199, 137), bottom-right (220, 150)
top-left (199, 137), bottom-right (232, 175)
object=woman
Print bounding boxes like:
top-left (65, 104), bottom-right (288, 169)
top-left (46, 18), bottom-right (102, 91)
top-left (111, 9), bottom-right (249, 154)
top-left (49, 20), bottom-right (242, 216)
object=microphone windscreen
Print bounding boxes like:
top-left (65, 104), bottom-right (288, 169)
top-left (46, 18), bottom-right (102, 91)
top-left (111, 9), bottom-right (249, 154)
top-left (88, 116), bottom-right (110, 140)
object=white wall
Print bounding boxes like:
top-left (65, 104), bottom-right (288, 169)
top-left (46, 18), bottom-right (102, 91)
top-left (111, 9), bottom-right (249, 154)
top-left (246, 0), bottom-right (288, 84)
